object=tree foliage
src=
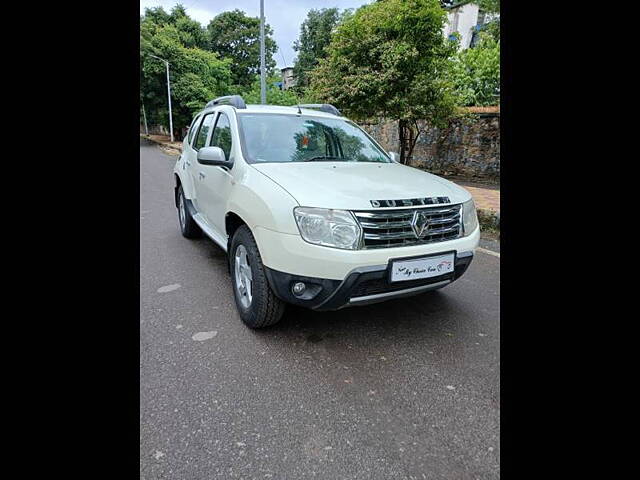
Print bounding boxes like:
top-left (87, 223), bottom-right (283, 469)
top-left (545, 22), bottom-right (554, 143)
top-left (140, 7), bottom-right (232, 139)
top-left (292, 8), bottom-right (351, 88)
top-left (451, 32), bottom-right (499, 106)
top-left (476, 0), bottom-right (500, 41)
top-left (141, 4), bottom-right (207, 48)
top-left (477, 0), bottom-right (499, 14)
top-left (309, 0), bottom-right (458, 163)
top-left (240, 75), bottom-right (301, 106)
top-left (206, 9), bottom-right (277, 88)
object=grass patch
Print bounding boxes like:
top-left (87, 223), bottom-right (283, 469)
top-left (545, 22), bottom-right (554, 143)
top-left (478, 209), bottom-right (500, 238)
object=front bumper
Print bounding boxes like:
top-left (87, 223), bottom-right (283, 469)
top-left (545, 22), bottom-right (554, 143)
top-left (254, 225), bottom-right (480, 280)
top-left (264, 251), bottom-right (474, 311)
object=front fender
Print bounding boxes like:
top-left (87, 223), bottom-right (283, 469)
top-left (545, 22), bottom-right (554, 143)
top-left (226, 166), bottom-right (300, 235)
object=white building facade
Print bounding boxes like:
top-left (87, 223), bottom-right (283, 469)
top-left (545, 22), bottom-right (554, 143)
top-left (281, 67), bottom-right (296, 90)
top-left (442, 1), bottom-right (498, 50)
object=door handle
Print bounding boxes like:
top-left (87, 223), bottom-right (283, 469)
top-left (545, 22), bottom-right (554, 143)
top-left (185, 160), bottom-right (191, 166)
top-left (198, 172), bottom-right (206, 180)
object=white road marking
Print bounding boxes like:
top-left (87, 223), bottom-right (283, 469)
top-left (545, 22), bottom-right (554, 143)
top-left (477, 247), bottom-right (500, 258)
top-left (153, 450), bottom-right (165, 460)
top-left (157, 284), bottom-right (181, 293)
top-left (446, 385), bottom-right (456, 390)
top-left (192, 331), bottom-right (218, 341)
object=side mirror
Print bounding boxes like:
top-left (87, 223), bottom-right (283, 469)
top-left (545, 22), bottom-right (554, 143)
top-left (197, 146), bottom-right (231, 167)
top-left (388, 151), bottom-right (400, 163)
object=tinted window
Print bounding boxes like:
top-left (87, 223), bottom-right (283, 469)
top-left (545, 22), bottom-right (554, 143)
top-left (194, 113), bottom-right (214, 150)
top-left (187, 115), bottom-right (201, 144)
top-left (210, 113), bottom-right (232, 160)
top-left (236, 114), bottom-right (390, 164)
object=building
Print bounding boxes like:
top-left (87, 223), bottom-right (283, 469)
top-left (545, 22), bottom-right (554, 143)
top-left (280, 67), bottom-right (296, 90)
top-left (442, 1), bottom-right (498, 50)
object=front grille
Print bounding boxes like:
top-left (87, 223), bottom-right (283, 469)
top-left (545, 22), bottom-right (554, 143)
top-left (353, 205), bottom-right (463, 249)
top-left (350, 273), bottom-right (453, 298)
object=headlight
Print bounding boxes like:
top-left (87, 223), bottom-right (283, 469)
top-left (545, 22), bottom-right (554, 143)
top-left (462, 199), bottom-right (479, 236)
top-left (294, 207), bottom-right (362, 250)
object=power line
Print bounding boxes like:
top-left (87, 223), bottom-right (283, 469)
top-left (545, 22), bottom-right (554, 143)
top-left (279, 45), bottom-right (288, 68)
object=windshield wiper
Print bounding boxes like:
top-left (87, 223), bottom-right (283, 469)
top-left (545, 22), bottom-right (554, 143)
top-left (302, 156), bottom-right (347, 162)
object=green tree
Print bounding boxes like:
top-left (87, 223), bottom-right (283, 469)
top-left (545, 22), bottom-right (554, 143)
top-left (142, 6), bottom-right (172, 25)
top-left (310, 0), bottom-right (458, 164)
top-left (170, 5), bottom-right (208, 48)
top-left (477, 0), bottom-right (499, 13)
top-left (292, 8), bottom-right (351, 88)
top-left (474, 0), bottom-right (500, 41)
top-left (141, 4), bottom-right (207, 48)
top-left (140, 18), bottom-right (232, 139)
top-left (240, 75), bottom-right (300, 105)
top-left (451, 32), bottom-right (499, 106)
top-left (206, 10), bottom-right (277, 88)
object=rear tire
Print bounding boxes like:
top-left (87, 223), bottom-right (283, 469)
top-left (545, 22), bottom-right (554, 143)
top-left (230, 225), bottom-right (286, 328)
top-left (177, 185), bottom-right (202, 239)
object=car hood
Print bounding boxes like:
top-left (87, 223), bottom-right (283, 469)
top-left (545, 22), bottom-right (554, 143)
top-left (251, 162), bottom-right (471, 210)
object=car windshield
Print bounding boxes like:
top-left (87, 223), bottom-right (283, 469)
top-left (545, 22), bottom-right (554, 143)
top-left (237, 113), bottom-right (391, 164)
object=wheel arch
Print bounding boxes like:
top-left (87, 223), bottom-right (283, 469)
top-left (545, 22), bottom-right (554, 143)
top-left (174, 173), bottom-right (182, 208)
top-left (173, 168), bottom-right (196, 208)
top-left (225, 211), bottom-right (248, 249)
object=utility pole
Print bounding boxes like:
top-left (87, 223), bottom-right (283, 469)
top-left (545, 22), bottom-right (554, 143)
top-left (150, 54), bottom-right (174, 142)
top-left (259, 0), bottom-right (266, 104)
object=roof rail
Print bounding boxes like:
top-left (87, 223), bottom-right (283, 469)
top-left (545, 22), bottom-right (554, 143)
top-left (206, 95), bottom-right (247, 109)
top-left (298, 104), bottom-right (341, 116)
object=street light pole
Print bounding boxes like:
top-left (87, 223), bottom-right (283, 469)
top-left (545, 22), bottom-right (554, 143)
top-left (141, 97), bottom-right (149, 135)
top-left (259, 0), bottom-right (266, 104)
top-left (165, 60), bottom-right (174, 142)
top-left (150, 54), bottom-right (174, 142)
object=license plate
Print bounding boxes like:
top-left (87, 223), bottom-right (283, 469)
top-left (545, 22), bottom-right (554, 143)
top-left (390, 253), bottom-right (455, 282)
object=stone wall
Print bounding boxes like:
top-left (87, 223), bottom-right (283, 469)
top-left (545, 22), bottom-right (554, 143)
top-left (362, 113), bottom-right (500, 181)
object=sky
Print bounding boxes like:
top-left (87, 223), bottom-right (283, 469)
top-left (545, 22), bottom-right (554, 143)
top-left (140, 0), bottom-right (373, 69)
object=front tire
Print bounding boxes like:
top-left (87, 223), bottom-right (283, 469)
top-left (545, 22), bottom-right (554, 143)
top-left (177, 185), bottom-right (201, 239)
top-left (230, 225), bottom-right (286, 328)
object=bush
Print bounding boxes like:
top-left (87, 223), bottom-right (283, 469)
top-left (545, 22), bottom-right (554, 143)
top-left (451, 33), bottom-right (500, 106)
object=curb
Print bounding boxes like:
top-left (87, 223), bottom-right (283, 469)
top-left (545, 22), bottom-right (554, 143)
top-left (141, 135), bottom-right (182, 154)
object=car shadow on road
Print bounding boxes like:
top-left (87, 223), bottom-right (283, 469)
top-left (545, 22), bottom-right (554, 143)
top-left (263, 289), bottom-right (475, 352)
top-left (199, 237), bottom-right (479, 356)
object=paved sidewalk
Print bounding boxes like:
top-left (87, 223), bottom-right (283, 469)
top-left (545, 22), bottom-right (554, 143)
top-left (461, 185), bottom-right (500, 213)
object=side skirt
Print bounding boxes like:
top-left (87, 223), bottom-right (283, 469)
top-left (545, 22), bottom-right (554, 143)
top-left (185, 199), bottom-right (228, 253)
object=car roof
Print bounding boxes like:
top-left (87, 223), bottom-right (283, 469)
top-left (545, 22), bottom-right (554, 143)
top-left (200, 103), bottom-right (343, 120)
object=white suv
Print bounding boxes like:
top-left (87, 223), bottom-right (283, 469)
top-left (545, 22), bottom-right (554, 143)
top-left (174, 95), bottom-right (480, 328)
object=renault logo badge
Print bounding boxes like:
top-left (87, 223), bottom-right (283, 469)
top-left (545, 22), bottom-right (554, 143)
top-left (411, 211), bottom-right (430, 238)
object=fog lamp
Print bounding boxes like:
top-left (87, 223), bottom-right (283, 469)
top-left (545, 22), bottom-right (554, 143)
top-left (292, 282), bottom-right (306, 296)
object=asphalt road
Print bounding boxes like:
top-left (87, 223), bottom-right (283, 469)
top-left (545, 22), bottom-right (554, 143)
top-left (140, 140), bottom-right (500, 480)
